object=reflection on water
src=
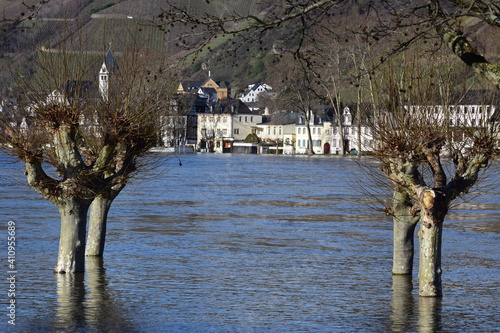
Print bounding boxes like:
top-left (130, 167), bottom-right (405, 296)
top-left (0, 153), bottom-right (498, 332)
top-left (391, 275), bottom-right (416, 332)
top-left (55, 258), bottom-right (138, 333)
top-left (390, 276), bottom-right (444, 333)
top-left (56, 273), bottom-right (86, 330)
top-left (418, 297), bottom-right (443, 333)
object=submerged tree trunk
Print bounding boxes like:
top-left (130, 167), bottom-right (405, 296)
top-left (418, 217), bottom-right (443, 297)
top-left (86, 195), bottom-right (113, 256)
top-left (417, 188), bottom-right (446, 297)
top-left (392, 190), bottom-right (420, 275)
top-left (86, 184), bottom-right (123, 256)
top-left (55, 199), bottom-right (89, 273)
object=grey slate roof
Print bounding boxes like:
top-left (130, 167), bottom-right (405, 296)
top-left (105, 47), bottom-right (119, 73)
top-left (212, 98), bottom-right (257, 115)
top-left (259, 111), bottom-right (302, 126)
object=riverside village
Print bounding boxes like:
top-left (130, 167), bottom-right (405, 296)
top-left (162, 71), bottom-right (498, 155)
top-left (2, 47), bottom-right (498, 155)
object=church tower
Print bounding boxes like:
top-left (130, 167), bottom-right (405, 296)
top-left (99, 62), bottom-right (109, 101)
top-left (99, 45), bottom-right (119, 101)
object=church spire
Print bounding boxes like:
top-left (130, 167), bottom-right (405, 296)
top-left (99, 61), bottom-right (109, 101)
top-left (99, 43), bottom-right (117, 101)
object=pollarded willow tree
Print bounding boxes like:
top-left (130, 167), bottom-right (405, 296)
top-left (0, 43), bottom-right (174, 272)
top-left (160, 0), bottom-right (500, 296)
top-left (369, 54), bottom-right (499, 296)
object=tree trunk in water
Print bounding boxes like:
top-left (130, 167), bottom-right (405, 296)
top-left (86, 194), bottom-right (113, 256)
top-left (418, 216), bottom-right (443, 296)
top-left (417, 188), bottom-right (446, 297)
top-left (392, 190), bottom-right (419, 275)
top-left (55, 199), bottom-right (89, 273)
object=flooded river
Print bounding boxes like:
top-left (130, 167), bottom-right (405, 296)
top-left (0, 153), bottom-right (499, 332)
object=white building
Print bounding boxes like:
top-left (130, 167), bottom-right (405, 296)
top-left (98, 46), bottom-right (119, 101)
top-left (329, 106), bottom-right (374, 154)
top-left (257, 111), bottom-right (301, 154)
top-left (405, 103), bottom-right (498, 150)
top-left (239, 83), bottom-right (272, 103)
top-left (295, 112), bottom-right (332, 154)
top-left (197, 99), bottom-right (262, 153)
top-left (406, 104), bottom-right (496, 127)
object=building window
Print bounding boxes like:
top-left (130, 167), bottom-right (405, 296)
top-left (251, 116), bottom-right (253, 122)
top-left (273, 127), bottom-right (276, 135)
top-left (239, 116), bottom-right (242, 122)
top-left (318, 128), bottom-right (321, 135)
top-left (268, 127), bottom-right (271, 135)
top-left (279, 127), bottom-right (282, 135)
top-left (332, 139), bottom-right (337, 147)
top-left (245, 116), bottom-right (248, 122)
top-left (234, 128), bottom-right (240, 135)
top-left (313, 128), bottom-right (316, 134)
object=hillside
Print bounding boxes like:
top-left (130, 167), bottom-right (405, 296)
top-left (1, 0), bottom-right (499, 95)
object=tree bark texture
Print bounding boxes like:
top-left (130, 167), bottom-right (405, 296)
top-left (392, 190), bottom-right (420, 275)
top-left (417, 188), bottom-right (446, 297)
top-left (426, 0), bottom-right (500, 89)
top-left (54, 199), bottom-right (89, 273)
top-left (418, 217), bottom-right (443, 297)
top-left (86, 194), bottom-right (113, 256)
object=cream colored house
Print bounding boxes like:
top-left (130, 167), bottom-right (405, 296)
top-left (294, 110), bottom-right (333, 154)
top-left (196, 99), bottom-right (262, 153)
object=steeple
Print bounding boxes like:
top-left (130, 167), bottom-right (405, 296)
top-left (99, 62), bottom-right (109, 101)
top-left (99, 44), bottom-right (118, 101)
top-left (104, 44), bottom-right (119, 73)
